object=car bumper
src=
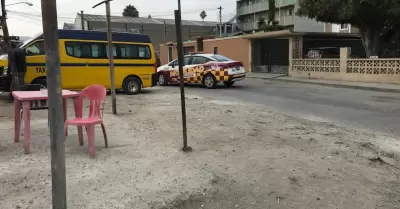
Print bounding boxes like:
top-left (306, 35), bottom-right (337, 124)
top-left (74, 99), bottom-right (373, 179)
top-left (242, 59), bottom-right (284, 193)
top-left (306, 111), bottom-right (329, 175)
top-left (228, 73), bottom-right (246, 82)
top-left (151, 73), bottom-right (157, 87)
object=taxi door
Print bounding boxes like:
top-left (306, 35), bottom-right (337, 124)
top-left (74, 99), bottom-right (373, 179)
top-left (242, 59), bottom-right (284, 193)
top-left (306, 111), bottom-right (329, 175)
top-left (168, 56), bottom-right (193, 83)
top-left (23, 40), bottom-right (46, 84)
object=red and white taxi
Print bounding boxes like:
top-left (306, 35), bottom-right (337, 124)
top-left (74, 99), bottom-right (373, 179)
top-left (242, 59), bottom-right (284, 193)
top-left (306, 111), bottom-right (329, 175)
top-left (156, 54), bottom-right (246, 88)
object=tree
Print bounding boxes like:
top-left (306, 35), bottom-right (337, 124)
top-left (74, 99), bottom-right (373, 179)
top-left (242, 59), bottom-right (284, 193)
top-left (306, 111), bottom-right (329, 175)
top-left (148, 14), bottom-right (152, 18)
top-left (258, 17), bottom-right (268, 30)
top-left (0, 0), bottom-right (11, 54)
top-left (122, 4), bottom-right (139, 17)
top-left (267, 0), bottom-right (276, 24)
top-left (200, 11), bottom-right (207, 21)
top-left (297, 0), bottom-right (400, 57)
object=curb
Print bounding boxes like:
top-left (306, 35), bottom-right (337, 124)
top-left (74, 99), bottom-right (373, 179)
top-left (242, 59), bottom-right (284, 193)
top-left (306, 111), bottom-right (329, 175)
top-left (246, 74), bottom-right (288, 79)
top-left (248, 76), bottom-right (400, 93)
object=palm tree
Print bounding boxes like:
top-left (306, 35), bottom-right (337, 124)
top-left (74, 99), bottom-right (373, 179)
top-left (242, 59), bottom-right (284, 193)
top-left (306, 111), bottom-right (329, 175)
top-left (200, 11), bottom-right (207, 21)
top-left (122, 4), bottom-right (139, 17)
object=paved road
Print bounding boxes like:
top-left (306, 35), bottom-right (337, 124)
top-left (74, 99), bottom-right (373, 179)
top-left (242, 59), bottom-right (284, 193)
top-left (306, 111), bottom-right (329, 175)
top-left (161, 79), bottom-right (400, 137)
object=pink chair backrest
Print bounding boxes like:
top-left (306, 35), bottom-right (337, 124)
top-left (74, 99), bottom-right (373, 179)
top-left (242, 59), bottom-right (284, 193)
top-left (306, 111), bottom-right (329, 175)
top-left (79, 85), bottom-right (107, 119)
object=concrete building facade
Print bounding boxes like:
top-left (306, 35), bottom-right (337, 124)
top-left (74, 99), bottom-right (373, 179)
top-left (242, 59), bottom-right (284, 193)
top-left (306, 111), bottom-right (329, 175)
top-left (236, 0), bottom-right (360, 34)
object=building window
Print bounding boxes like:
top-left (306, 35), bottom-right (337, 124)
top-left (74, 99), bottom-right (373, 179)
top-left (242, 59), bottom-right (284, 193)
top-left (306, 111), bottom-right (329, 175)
top-left (288, 8), bottom-right (293, 16)
top-left (340, 24), bottom-right (349, 30)
top-left (213, 47), bottom-right (218, 54)
top-left (168, 46), bottom-right (173, 62)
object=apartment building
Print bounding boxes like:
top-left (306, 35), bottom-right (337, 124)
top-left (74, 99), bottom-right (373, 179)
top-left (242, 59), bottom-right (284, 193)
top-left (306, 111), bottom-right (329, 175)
top-left (324, 23), bottom-right (359, 34)
top-left (236, 0), bottom-right (297, 32)
top-left (236, 0), bottom-right (358, 34)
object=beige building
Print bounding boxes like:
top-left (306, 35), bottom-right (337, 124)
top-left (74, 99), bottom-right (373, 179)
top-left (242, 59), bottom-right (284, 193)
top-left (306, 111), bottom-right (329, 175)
top-left (160, 30), bottom-right (364, 74)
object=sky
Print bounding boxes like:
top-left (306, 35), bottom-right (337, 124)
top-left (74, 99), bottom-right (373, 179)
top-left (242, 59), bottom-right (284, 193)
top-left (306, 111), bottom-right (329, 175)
top-left (4, 0), bottom-right (236, 37)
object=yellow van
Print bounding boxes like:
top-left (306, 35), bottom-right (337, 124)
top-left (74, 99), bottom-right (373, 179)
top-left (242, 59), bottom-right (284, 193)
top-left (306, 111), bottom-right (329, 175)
top-left (0, 30), bottom-right (157, 94)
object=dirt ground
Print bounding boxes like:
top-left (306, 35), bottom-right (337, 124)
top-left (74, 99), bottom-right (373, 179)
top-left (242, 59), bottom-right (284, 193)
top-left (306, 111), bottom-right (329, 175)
top-left (0, 87), bottom-right (400, 209)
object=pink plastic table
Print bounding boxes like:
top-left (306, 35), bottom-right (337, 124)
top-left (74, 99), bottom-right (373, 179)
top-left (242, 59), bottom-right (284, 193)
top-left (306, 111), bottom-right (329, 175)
top-left (12, 90), bottom-right (82, 154)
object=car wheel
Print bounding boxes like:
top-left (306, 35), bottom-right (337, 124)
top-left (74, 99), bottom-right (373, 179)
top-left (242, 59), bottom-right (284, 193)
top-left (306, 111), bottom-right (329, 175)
top-left (158, 73), bottom-right (169, 86)
top-left (203, 74), bottom-right (217, 89)
top-left (123, 77), bottom-right (141, 95)
top-left (223, 81), bottom-right (235, 87)
top-left (32, 78), bottom-right (47, 88)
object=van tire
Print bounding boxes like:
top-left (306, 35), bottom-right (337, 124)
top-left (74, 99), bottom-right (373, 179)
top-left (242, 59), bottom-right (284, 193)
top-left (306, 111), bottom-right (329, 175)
top-left (32, 78), bottom-right (47, 87)
top-left (202, 74), bottom-right (217, 89)
top-left (123, 77), bottom-right (141, 95)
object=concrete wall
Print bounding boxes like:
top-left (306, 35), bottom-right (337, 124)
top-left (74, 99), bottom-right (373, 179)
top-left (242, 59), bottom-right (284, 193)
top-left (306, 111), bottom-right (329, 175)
top-left (159, 37), bottom-right (252, 72)
top-left (203, 38), bottom-right (251, 72)
top-left (159, 41), bottom-right (198, 65)
top-left (87, 21), bottom-right (216, 52)
top-left (289, 46), bottom-right (400, 84)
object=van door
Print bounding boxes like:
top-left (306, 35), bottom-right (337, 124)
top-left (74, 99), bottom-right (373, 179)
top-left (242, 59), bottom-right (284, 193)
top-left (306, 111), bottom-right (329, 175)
top-left (24, 40), bottom-right (45, 84)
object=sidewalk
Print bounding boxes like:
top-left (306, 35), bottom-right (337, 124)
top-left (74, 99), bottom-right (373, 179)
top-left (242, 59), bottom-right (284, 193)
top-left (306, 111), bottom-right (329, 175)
top-left (248, 73), bottom-right (400, 93)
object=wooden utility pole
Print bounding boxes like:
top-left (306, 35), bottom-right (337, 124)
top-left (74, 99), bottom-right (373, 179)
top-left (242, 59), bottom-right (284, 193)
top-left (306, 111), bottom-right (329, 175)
top-left (40, 0), bottom-right (67, 208)
top-left (175, 0), bottom-right (191, 152)
top-left (93, 0), bottom-right (117, 115)
top-left (163, 20), bottom-right (167, 43)
top-left (1, 0), bottom-right (11, 53)
top-left (218, 6), bottom-right (222, 37)
top-left (80, 10), bottom-right (85, 30)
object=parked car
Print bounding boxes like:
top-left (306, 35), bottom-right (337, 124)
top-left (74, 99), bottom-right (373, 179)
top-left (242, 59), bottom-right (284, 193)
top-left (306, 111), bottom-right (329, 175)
top-left (157, 53), bottom-right (246, 88)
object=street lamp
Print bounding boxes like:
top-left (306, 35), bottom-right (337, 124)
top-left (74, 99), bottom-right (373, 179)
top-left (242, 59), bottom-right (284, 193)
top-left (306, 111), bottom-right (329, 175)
top-left (6, 1), bottom-right (33, 7)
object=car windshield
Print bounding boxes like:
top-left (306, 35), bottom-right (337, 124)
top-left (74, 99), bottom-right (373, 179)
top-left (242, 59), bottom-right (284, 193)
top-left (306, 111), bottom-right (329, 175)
top-left (211, 55), bottom-right (232, 62)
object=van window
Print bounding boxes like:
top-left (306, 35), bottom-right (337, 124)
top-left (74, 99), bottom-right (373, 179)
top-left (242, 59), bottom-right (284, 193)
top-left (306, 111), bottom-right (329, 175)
top-left (106, 44), bottom-right (117, 58)
top-left (91, 44), bottom-right (103, 58)
top-left (118, 44), bottom-right (151, 59)
top-left (66, 42), bottom-right (107, 58)
top-left (25, 41), bottom-right (44, 56)
top-left (66, 43), bottom-right (83, 57)
top-left (65, 42), bottom-right (151, 60)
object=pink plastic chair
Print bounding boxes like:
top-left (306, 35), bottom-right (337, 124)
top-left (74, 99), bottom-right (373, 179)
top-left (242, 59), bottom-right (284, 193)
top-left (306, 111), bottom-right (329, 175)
top-left (64, 85), bottom-right (108, 158)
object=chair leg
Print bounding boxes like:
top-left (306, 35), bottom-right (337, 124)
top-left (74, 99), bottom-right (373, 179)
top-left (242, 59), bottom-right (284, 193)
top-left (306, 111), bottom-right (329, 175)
top-left (101, 123), bottom-right (108, 148)
top-left (19, 110), bottom-right (23, 136)
top-left (87, 125), bottom-right (95, 159)
top-left (64, 124), bottom-right (68, 138)
top-left (78, 125), bottom-right (84, 146)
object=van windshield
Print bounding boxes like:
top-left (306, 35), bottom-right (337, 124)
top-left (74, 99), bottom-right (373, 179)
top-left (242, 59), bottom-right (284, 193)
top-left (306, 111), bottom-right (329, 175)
top-left (19, 37), bottom-right (36, 49)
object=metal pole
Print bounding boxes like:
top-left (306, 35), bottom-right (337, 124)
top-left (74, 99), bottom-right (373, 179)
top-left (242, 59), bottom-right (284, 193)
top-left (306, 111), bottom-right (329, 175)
top-left (175, 6), bottom-right (191, 152)
top-left (106, 1), bottom-right (117, 115)
top-left (40, 0), bottom-right (67, 208)
top-left (93, 0), bottom-right (116, 115)
top-left (80, 10), bottom-right (85, 30)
